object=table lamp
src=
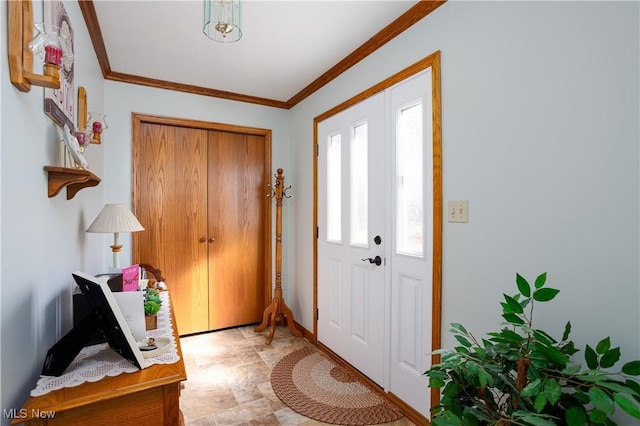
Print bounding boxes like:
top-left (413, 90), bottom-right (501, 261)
top-left (86, 204), bottom-right (144, 269)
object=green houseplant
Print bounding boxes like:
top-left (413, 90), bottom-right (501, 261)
top-left (425, 273), bottom-right (640, 426)
top-left (144, 288), bottom-right (162, 330)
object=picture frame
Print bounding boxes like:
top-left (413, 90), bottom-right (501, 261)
top-left (41, 271), bottom-right (148, 376)
top-left (44, 0), bottom-right (74, 130)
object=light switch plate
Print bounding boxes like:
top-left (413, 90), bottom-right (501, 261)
top-left (448, 200), bottom-right (468, 223)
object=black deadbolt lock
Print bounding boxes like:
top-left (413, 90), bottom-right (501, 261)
top-left (374, 235), bottom-right (382, 245)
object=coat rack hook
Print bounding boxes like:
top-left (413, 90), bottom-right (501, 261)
top-left (267, 183), bottom-right (276, 198)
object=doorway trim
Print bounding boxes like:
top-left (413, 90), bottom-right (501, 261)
top-left (312, 51), bottom-right (442, 408)
top-left (131, 113), bottom-right (273, 312)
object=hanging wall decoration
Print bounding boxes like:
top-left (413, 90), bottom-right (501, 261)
top-left (43, 0), bottom-right (74, 130)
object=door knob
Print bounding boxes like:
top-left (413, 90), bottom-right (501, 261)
top-left (208, 237), bottom-right (216, 243)
top-left (361, 256), bottom-right (382, 266)
top-left (199, 237), bottom-right (206, 243)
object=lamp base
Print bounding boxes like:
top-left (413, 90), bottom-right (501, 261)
top-left (110, 244), bottom-right (122, 269)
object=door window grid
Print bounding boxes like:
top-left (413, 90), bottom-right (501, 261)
top-left (396, 102), bottom-right (424, 257)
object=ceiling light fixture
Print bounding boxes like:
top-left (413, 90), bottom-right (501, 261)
top-left (203, 0), bottom-right (242, 43)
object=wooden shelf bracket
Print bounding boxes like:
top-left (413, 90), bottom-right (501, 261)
top-left (44, 166), bottom-right (101, 200)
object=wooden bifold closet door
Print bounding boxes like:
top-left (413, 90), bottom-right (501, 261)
top-left (132, 116), bottom-right (271, 335)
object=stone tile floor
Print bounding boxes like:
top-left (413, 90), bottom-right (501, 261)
top-left (179, 324), bottom-right (416, 426)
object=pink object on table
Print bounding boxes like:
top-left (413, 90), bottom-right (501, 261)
top-left (122, 264), bottom-right (140, 292)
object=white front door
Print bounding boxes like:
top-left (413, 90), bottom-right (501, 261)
top-left (317, 69), bottom-right (435, 418)
top-left (317, 92), bottom-right (386, 385)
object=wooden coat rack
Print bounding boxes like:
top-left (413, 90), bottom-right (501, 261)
top-left (255, 168), bottom-right (302, 344)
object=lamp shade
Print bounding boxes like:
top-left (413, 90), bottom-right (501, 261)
top-left (86, 204), bottom-right (144, 233)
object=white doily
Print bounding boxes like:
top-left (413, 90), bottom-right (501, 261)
top-left (31, 291), bottom-right (180, 397)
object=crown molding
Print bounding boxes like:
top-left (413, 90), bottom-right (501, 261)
top-left (79, 0), bottom-right (446, 109)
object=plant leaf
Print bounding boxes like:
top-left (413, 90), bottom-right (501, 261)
top-left (560, 340), bottom-right (579, 356)
top-left (426, 370), bottom-right (448, 380)
top-left (614, 393), bottom-right (640, 419)
top-left (534, 272), bottom-right (547, 289)
top-left (533, 288), bottom-right (560, 302)
top-left (432, 411), bottom-right (464, 426)
top-left (566, 406), bottom-right (587, 426)
top-left (534, 392), bottom-right (547, 413)
top-left (598, 379), bottom-right (640, 395)
top-left (429, 377), bottom-right (446, 388)
top-left (623, 361), bottom-right (640, 376)
top-left (516, 273), bottom-right (531, 297)
top-left (596, 337), bottom-right (611, 354)
top-left (600, 347), bottom-right (621, 369)
top-left (489, 329), bottom-right (524, 345)
top-left (460, 411), bottom-right (480, 426)
top-left (585, 345), bottom-right (599, 370)
top-left (521, 378), bottom-right (542, 397)
top-left (562, 321), bottom-right (572, 341)
top-left (504, 293), bottom-right (524, 314)
top-left (577, 374), bottom-right (606, 383)
top-left (518, 414), bottom-right (558, 426)
top-left (454, 334), bottom-right (472, 348)
top-left (544, 378), bottom-right (562, 405)
top-left (463, 407), bottom-right (492, 423)
top-left (449, 323), bottom-right (468, 335)
top-left (533, 329), bottom-right (557, 346)
top-left (589, 387), bottom-right (615, 415)
top-left (477, 368), bottom-right (490, 388)
top-left (562, 364), bottom-right (582, 375)
top-left (503, 313), bottom-right (525, 325)
top-left (532, 343), bottom-right (569, 368)
top-left (589, 409), bottom-right (607, 423)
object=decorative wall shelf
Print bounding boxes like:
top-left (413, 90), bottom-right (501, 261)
top-left (8, 1), bottom-right (61, 92)
top-left (44, 166), bottom-right (101, 200)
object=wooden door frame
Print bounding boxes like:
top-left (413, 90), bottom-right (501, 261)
top-left (131, 113), bottom-right (273, 313)
top-left (312, 51), bottom-right (442, 410)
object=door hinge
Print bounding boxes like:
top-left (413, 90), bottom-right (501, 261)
top-left (316, 144), bottom-right (319, 156)
top-left (316, 308), bottom-right (319, 320)
top-left (316, 226), bottom-right (319, 239)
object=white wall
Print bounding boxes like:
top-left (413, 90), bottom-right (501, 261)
top-left (289, 0), bottom-right (640, 396)
top-left (1, 0), bottom-right (106, 421)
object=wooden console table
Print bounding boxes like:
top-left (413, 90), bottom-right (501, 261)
top-left (12, 298), bottom-right (186, 425)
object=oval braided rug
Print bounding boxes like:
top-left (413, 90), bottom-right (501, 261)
top-left (271, 347), bottom-right (404, 425)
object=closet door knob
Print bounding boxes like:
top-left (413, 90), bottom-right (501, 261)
top-left (208, 237), bottom-right (216, 243)
top-left (199, 237), bottom-right (206, 243)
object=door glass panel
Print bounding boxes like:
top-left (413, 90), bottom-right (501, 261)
top-left (396, 103), bottom-right (423, 256)
top-left (327, 133), bottom-right (342, 242)
top-left (350, 123), bottom-right (368, 246)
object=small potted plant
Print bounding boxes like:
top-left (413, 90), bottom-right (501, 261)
top-left (144, 288), bottom-right (162, 330)
top-left (425, 272), bottom-right (640, 425)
